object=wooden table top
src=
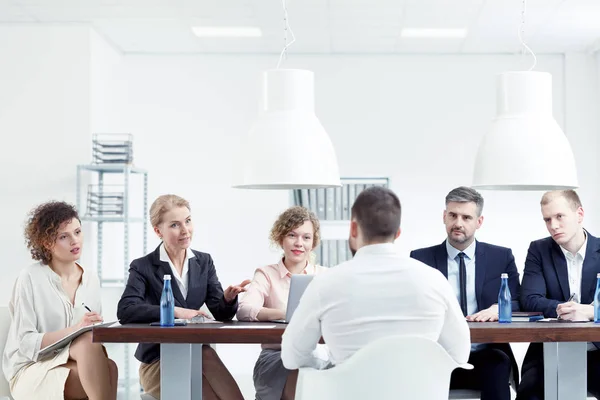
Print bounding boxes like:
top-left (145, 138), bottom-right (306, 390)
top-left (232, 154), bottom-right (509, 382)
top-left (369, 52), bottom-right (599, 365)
top-left (92, 321), bottom-right (600, 345)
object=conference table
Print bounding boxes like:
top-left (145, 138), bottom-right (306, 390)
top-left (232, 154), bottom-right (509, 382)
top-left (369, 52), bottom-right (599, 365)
top-left (93, 321), bottom-right (600, 400)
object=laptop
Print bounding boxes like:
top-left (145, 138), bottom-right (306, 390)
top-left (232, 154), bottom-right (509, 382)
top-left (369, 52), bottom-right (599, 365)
top-left (272, 274), bottom-right (315, 324)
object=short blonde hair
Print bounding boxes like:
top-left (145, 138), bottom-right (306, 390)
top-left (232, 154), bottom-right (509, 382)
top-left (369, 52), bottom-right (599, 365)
top-left (150, 194), bottom-right (191, 227)
top-left (540, 190), bottom-right (582, 211)
top-left (269, 206), bottom-right (320, 249)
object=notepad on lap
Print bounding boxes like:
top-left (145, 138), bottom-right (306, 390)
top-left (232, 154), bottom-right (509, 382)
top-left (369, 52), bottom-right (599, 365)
top-left (38, 320), bottom-right (117, 358)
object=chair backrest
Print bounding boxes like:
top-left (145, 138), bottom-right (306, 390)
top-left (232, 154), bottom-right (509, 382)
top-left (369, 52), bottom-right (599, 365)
top-left (0, 306), bottom-right (12, 397)
top-left (295, 335), bottom-right (471, 400)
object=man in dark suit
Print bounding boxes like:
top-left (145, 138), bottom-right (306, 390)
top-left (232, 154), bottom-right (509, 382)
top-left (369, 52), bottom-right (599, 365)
top-left (410, 186), bottom-right (520, 400)
top-left (518, 190), bottom-right (600, 400)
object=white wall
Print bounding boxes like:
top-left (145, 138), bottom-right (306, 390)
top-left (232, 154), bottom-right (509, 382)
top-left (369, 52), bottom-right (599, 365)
top-left (94, 52), bottom-right (600, 278)
top-left (0, 25), bottom-right (92, 305)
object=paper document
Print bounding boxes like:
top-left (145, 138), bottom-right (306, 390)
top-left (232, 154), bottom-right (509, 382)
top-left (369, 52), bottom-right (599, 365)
top-left (175, 316), bottom-right (222, 324)
top-left (38, 320), bottom-right (117, 358)
top-left (220, 325), bottom-right (277, 329)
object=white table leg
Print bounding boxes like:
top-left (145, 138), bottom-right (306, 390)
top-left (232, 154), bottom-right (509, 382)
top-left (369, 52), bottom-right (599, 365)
top-left (161, 343), bottom-right (203, 400)
top-left (544, 342), bottom-right (587, 400)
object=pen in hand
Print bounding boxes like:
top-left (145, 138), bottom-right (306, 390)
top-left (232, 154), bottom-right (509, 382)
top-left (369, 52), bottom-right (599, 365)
top-left (82, 302), bottom-right (92, 312)
top-left (558, 293), bottom-right (577, 320)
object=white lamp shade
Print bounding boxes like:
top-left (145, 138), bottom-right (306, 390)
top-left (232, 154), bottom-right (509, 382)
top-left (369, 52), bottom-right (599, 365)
top-left (233, 69), bottom-right (341, 189)
top-left (472, 71), bottom-right (578, 190)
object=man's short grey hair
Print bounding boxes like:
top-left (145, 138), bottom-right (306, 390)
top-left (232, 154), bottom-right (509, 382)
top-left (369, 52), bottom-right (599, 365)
top-left (445, 186), bottom-right (484, 216)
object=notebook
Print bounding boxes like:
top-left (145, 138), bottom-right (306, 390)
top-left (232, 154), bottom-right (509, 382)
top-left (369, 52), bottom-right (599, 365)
top-left (38, 320), bottom-right (117, 358)
top-left (271, 274), bottom-right (315, 324)
top-left (511, 312), bottom-right (544, 322)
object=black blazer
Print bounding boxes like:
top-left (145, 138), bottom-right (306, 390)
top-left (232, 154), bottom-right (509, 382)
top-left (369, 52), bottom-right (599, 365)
top-left (520, 230), bottom-right (600, 317)
top-left (410, 240), bottom-right (521, 312)
top-left (117, 245), bottom-right (237, 364)
top-left (410, 240), bottom-right (521, 386)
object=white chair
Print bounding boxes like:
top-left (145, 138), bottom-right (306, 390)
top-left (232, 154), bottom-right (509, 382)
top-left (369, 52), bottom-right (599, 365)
top-left (0, 306), bottom-right (13, 400)
top-left (295, 335), bottom-right (473, 400)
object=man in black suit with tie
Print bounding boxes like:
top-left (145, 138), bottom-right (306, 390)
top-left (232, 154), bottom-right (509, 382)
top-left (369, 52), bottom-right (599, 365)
top-left (518, 190), bottom-right (600, 399)
top-left (410, 186), bottom-right (520, 400)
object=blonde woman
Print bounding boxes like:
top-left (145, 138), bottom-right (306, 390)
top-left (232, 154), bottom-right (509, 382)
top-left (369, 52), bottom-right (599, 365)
top-left (2, 201), bottom-right (117, 400)
top-left (237, 206), bottom-right (327, 400)
top-left (117, 194), bottom-right (249, 400)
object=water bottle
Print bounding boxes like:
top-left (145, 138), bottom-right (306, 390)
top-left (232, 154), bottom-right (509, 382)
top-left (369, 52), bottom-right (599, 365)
top-left (498, 273), bottom-right (512, 323)
top-left (594, 273), bottom-right (600, 323)
top-left (160, 275), bottom-right (175, 327)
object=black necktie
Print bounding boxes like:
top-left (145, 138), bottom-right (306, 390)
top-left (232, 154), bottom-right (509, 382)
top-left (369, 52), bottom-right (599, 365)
top-left (458, 252), bottom-right (468, 316)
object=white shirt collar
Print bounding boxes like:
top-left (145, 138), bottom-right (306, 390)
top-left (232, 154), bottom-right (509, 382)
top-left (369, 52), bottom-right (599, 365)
top-left (159, 242), bottom-right (195, 263)
top-left (446, 239), bottom-right (476, 261)
top-left (560, 231), bottom-right (588, 262)
top-left (354, 243), bottom-right (398, 258)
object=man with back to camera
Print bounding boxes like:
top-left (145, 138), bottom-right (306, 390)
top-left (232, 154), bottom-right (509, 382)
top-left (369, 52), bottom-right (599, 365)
top-left (517, 190), bottom-right (600, 399)
top-left (280, 186), bottom-right (471, 375)
top-left (410, 186), bottom-right (521, 400)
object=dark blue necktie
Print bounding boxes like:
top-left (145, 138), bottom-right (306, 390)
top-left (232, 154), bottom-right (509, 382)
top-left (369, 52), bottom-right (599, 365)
top-left (458, 252), bottom-right (468, 316)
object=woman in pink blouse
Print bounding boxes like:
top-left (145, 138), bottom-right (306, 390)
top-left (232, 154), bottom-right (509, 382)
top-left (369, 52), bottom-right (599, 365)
top-left (237, 206), bottom-right (327, 400)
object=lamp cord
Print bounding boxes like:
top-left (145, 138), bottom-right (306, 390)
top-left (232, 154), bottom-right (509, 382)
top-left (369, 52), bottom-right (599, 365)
top-left (518, 0), bottom-right (537, 71)
top-left (277, 0), bottom-right (296, 69)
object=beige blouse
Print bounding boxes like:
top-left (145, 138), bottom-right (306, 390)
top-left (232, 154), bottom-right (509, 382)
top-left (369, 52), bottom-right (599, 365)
top-left (2, 262), bottom-right (102, 382)
top-left (237, 259), bottom-right (327, 350)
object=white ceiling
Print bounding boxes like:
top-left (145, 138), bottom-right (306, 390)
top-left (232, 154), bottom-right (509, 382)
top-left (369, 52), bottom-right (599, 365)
top-left (1, 0), bottom-right (600, 55)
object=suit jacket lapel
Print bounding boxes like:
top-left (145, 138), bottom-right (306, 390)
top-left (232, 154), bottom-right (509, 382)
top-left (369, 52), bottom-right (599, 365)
top-left (581, 232), bottom-right (600, 304)
top-left (152, 245), bottom-right (187, 308)
top-left (551, 241), bottom-right (571, 301)
top-left (185, 255), bottom-right (204, 310)
top-left (474, 241), bottom-right (486, 310)
top-left (435, 242), bottom-right (448, 278)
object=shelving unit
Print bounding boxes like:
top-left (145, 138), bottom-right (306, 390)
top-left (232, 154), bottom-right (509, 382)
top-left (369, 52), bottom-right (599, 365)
top-left (76, 163), bottom-right (148, 399)
top-left (293, 177), bottom-right (389, 266)
top-left (76, 163), bottom-right (148, 285)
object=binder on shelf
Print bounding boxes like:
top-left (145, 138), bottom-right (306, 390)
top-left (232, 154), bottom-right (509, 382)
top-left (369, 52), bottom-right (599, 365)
top-left (92, 133), bottom-right (133, 165)
top-left (86, 185), bottom-right (124, 217)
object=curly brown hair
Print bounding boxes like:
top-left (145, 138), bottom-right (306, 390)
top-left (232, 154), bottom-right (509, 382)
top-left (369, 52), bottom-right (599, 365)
top-left (24, 201), bottom-right (80, 265)
top-left (269, 206), bottom-right (320, 249)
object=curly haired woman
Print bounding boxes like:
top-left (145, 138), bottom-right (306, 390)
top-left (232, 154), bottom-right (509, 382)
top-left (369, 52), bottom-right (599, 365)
top-left (2, 201), bottom-right (117, 400)
top-left (237, 206), bottom-right (328, 400)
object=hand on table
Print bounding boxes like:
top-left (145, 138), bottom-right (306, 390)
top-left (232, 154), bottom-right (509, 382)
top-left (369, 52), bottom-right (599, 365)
top-left (466, 304), bottom-right (499, 322)
top-left (174, 307), bottom-right (213, 320)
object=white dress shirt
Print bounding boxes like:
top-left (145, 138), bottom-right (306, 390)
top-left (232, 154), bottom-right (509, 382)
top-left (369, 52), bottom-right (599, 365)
top-left (558, 234), bottom-right (596, 351)
top-left (446, 240), bottom-right (478, 316)
top-left (281, 243), bottom-right (471, 370)
top-left (559, 232), bottom-right (588, 303)
top-left (2, 262), bottom-right (102, 382)
top-left (160, 243), bottom-right (196, 299)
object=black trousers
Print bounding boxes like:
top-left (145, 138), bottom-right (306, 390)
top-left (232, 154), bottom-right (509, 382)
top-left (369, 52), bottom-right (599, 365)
top-left (516, 343), bottom-right (600, 400)
top-left (450, 346), bottom-right (512, 400)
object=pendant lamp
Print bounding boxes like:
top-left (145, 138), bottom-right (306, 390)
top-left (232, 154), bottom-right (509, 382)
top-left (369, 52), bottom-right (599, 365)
top-left (471, 0), bottom-right (578, 190)
top-left (233, 69), bottom-right (341, 189)
top-left (472, 71), bottom-right (578, 190)
top-left (233, 0), bottom-right (341, 189)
